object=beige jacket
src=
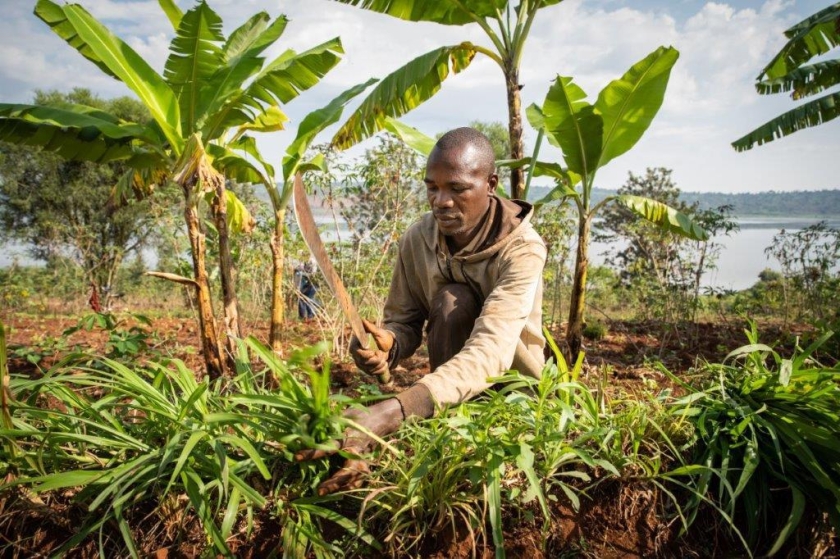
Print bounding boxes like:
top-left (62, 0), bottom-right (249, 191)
top-left (383, 197), bottom-right (547, 408)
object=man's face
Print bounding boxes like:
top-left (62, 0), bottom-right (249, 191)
top-left (424, 144), bottom-right (497, 250)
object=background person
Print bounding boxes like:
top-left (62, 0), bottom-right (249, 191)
top-left (295, 259), bottom-right (318, 321)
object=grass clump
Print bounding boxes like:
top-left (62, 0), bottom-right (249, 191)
top-left (582, 321), bottom-right (608, 341)
top-left (359, 342), bottom-right (686, 557)
top-left (2, 316), bottom-right (837, 558)
top-left (662, 323), bottom-right (840, 556)
top-left (0, 336), bottom-right (375, 558)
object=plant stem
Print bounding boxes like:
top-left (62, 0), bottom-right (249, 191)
top-left (183, 189), bottom-right (225, 380)
top-left (567, 214), bottom-right (592, 361)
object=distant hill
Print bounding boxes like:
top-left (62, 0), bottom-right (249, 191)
top-left (680, 190), bottom-right (840, 217)
top-left (527, 186), bottom-right (840, 217)
top-left (271, 181), bottom-right (840, 218)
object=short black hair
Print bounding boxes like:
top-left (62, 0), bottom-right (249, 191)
top-left (434, 127), bottom-right (496, 176)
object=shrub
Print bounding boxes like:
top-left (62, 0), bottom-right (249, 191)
top-left (661, 323), bottom-right (840, 556)
top-left (582, 321), bottom-right (608, 341)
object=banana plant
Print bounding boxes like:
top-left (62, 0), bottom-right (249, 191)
top-left (732, 2), bottom-right (840, 151)
top-left (147, 3), bottom-right (375, 354)
top-left (524, 46), bottom-right (708, 359)
top-left (329, 0), bottom-right (567, 200)
top-left (369, 47), bottom-right (701, 360)
top-left (0, 0), bottom-right (352, 378)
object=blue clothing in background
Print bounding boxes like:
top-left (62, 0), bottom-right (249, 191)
top-left (295, 263), bottom-right (318, 319)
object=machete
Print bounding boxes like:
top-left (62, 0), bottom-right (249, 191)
top-left (292, 173), bottom-right (391, 385)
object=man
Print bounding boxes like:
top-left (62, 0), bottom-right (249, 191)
top-left (296, 127), bottom-right (547, 494)
top-left (294, 259), bottom-right (318, 321)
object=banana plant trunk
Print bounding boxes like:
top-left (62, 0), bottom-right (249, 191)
top-left (567, 216), bottom-right (592, 362)
top-left (504, 61), bottom-right (526, 200)
top-left (183, 190), bottom-right (225, 380)
top-left (212, 179), bottom-right (242, 371)
top-left (269, 207), bottom-right (286, 352)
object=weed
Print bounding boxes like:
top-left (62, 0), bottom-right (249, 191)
top-left (660, 322), bottom-right (840, 556)
top-left (583, 321), bottom-right (608, 341)
top-left (0, 336), bottom-right (368, 557)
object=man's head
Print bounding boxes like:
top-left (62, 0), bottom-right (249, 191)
top-left (425, 127), bottom-right (498, 250)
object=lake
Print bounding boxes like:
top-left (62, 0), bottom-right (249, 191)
top-left (2, 216), bottom-right (838, 291)
top-left (590, 216), bottom-right (840, 290)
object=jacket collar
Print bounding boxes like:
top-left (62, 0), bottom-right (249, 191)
top-left (421, 197), bottom-right (535, 261)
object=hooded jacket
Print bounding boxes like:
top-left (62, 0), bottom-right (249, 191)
top-left (383, 196), bottom-right (547, 409)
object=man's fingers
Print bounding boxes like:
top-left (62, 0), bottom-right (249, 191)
top-left (370, 360), bottom-right (388, 376)
top-left (354, 348), bottom-right (379, 361)
top-left (294, 447), bottom-right (330, 461)
top-left (372, 330), bottom-right (394, 352)
top-left (317, 459), bottom-right (370, 496)
top-left (362, 319), bottom-right (394, 352)
top-left (361, 318), bottom-right (379, 335)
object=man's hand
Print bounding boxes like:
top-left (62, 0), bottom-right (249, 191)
top-left (294, 399), bottom-right (403, 495)
top-left (349, 318), bottom-right (394, 378)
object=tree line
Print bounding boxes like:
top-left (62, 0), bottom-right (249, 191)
top-left (527, 186), bottom-right (840, 217)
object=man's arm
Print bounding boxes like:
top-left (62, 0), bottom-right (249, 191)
top-left (416, 238), bottom-right (547, 407)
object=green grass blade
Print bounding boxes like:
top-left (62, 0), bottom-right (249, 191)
top-left (767, 486), bottom-right (805, 556)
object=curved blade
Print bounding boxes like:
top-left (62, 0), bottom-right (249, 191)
top-left (292, 173), bottom-right (369, 348)
top-left (293, 174), bottom-right (392, 385)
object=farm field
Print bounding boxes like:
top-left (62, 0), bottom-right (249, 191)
top-left (1, 0), bottom-right (839, 557)
top-left (1, 304), bottom-right (837, 558)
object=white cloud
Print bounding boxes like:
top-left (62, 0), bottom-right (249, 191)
top-left (0, 0), bottom-right (835, 193)
top-left (126, 33), bottom-right (171, 73)
top-left (75, 0), bottom-right (172, 36)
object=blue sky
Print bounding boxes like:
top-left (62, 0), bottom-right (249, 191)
top-left (0, 0), bottom-right (837, 194)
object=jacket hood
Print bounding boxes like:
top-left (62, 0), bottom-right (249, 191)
top-left (420, 197), bottom-right (536, 263)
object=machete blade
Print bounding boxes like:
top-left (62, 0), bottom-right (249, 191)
top-left (292, 173), bottom-right (391, 384)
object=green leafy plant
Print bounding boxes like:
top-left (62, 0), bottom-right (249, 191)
top-left (0, 337), bottom-right (370, 557)
top-left (522, 45), bottom-right (707, 359)
top-left (662, 323), bottom-right (840, 556)
top-left (62, 312), bottom-right (157, 361)
top-left (9, 335), bottom-right (75, 369)
top-left (733, 2), bottom-right (840, 150)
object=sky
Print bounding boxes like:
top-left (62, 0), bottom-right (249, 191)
top-left (0, 0), bottom-right (837, 194)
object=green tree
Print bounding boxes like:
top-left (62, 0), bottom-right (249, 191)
top-left (597, 168), bottom-right (738, 323)
top-left (338, 134), bottom-right (425, 248)
top-left (733, 3), bottom-right (840, 150)
top-left (468, 120), bottom-right (511, 160)
top-left (0, 89), bottom-right (153, 308)
top-left (766, 222), bottom-right (840, 322)
top-left (596, 168), bottom-right (689, 288)
top-left (532, 201), bottom-right (575, 328)
top-left (525, 46), bottom-right (707, 358)
top-left (470, 120), bottom-right (512, 184)
top-left (329, 0), bottom-right (566, 199)
top-left (0, 0), bottom-right (368, 375)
